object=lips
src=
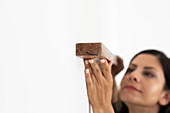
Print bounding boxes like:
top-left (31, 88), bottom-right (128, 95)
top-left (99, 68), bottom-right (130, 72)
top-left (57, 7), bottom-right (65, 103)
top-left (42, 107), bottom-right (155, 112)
top-left (124, 85), bottom-right (142, 93)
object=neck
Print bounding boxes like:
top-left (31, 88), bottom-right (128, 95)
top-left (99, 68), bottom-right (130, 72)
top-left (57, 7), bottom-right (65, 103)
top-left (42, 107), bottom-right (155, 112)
top-left (126, 103), bottom-right (160, 113)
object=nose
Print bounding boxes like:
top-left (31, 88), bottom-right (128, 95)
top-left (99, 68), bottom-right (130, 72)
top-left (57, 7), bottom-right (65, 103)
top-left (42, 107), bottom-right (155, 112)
top-left (129, 70), bottom-right (140, 82)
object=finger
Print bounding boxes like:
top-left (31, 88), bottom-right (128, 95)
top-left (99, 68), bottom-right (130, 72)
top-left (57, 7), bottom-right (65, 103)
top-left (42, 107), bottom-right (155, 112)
top-left (111, 55), bottom-right (124, 76)
top-left (84, 68), bottom-right (93, 91)
top-left (91, 73), bottom-right (97, 86)
top-left (116, 55), bottom-right (124, 66)
top-left (83, 59), bottom-right (89, 68)
top-left (83, 59), bottom-right (93, 76)
top-left (88, 59), bottom-right (103, 84)
top-left (100, 59), bottom-right (113, 81)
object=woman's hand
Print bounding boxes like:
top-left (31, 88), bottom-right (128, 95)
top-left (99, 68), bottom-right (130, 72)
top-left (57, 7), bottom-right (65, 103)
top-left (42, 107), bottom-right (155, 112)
top-left (83, 58), bottom-right (115, 108)
top-left (111, 56), bottom-right (124, 104)
top-left (111, 56), bottom-right (124, 77)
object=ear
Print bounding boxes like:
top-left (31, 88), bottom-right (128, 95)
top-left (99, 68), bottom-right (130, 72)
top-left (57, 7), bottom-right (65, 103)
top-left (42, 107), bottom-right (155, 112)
top-left (159, 90), bottom-right (170, 106)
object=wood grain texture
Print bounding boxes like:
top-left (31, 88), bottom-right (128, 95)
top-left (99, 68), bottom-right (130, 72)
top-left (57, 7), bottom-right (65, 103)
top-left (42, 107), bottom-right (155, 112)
top-left (76, 42), bottom-right (114, 61)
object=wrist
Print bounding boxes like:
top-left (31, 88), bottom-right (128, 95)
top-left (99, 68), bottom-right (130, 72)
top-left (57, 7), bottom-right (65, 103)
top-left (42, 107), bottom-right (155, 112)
top-left (92, 104), bottom-right (115, 113)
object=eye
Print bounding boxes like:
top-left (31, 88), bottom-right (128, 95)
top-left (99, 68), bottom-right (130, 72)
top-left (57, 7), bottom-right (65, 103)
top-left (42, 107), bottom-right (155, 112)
top-left (143, 71), bottom-right (155, 77)
top-left (125, 68), bottom-right (134, 74)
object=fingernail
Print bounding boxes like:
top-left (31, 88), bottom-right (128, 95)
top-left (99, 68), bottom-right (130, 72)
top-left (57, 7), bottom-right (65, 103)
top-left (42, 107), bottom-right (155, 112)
top-left (100, 59), bottom-right (105, 63)
top-left (85, 60), bottom-right (88, 64)
top-left (89, 60), bottom-right (94, 63)
top-left (86, 69), bottom-right (89, 73)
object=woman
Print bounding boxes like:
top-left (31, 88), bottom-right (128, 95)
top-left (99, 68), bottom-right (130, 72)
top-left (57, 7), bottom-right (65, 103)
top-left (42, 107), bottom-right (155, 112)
top-left (83, 49), bottom-right (170, 113)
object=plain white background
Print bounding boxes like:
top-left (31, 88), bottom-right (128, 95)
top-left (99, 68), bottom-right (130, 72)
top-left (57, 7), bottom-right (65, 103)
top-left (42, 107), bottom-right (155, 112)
top-left (0, 0), bottom-right (170, 113)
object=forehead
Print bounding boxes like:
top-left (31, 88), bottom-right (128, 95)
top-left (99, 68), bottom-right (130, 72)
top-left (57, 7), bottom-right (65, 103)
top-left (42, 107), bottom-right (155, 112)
top-left (131, 54), bottom-right (163, 71)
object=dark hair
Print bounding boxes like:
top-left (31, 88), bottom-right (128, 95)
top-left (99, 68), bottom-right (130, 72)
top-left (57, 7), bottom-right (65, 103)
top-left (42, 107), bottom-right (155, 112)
top-left (117, 49), bottom-right (170, 113)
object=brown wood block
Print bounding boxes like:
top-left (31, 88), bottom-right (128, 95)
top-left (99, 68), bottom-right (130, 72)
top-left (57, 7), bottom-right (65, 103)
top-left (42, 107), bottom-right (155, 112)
top-left (76, 42), bottom-right (116, 62)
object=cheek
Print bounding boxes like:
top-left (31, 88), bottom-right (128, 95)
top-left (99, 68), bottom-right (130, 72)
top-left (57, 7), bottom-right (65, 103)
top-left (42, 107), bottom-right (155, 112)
top-left (120, 76), bottom-right (127, 87)
top-left (141, 83), bottom-right (163, 104)
top-left (143, 81), bottom-right (163, 96)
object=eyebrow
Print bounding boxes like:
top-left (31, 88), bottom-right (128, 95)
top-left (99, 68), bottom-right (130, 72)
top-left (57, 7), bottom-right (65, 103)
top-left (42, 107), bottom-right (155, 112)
top-left (130, 63), bottom-right (157, 71)
top-left (144, 67), bottom-right (157, 71)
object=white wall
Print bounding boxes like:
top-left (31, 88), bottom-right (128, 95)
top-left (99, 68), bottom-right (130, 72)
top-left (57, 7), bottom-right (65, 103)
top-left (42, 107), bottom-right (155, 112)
top-left (0, 0), bottom-right (170, 113)
top-left (0, 0), bottom-right (100, 113)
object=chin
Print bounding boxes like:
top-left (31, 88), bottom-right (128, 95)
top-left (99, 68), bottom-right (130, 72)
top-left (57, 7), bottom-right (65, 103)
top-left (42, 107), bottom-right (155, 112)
top-left (119, 90), bottom-right (141, 104)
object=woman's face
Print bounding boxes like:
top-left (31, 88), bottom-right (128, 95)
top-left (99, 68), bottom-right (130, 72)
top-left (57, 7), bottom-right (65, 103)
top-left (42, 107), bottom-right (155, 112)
top-left (119, 54), bottom-right (166, 106)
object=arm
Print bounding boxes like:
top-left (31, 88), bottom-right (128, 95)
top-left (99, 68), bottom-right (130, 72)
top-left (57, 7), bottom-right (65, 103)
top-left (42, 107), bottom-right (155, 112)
top-left (92, 104), bottom-right (115, 113)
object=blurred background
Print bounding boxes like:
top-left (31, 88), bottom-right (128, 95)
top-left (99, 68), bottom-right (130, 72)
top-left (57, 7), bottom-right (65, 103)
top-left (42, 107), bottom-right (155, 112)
top-left (0, 0), bottom-right (170, 113)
